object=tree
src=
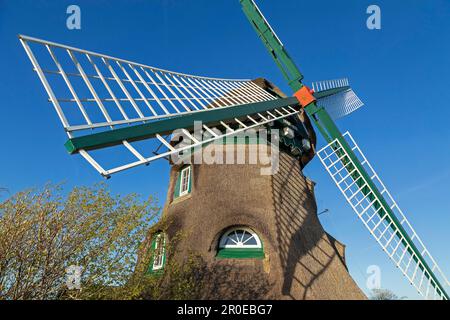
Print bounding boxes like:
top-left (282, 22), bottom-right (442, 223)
top-left (369, 288), bottom-right (406, 300)
top-left (0, 183), bottom-right (160, 300)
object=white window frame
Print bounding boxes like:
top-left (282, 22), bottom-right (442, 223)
top-left (152, 233), bottom-right (165, 271)
top-left (179, 166), bottom-right (191, 197)
top-left (219, 227), bottom-right (262, 249)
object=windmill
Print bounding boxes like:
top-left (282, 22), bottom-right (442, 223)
top-left (18, 0), bottom-right (448, 300)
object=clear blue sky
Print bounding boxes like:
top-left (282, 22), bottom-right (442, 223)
top-left (1, 0), bottom-right (449, 299)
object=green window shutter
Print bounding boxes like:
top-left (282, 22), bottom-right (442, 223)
top-left (147, 233), bottom-right (166, 275)
top-left (187, 167), bottom-right (192, 193)
top-left (146, 237), bottom-right (157, 274)
top-left (173, 172), bottom-right (181, 198)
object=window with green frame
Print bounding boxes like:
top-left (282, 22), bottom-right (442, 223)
top-left (173, 165), bottom-right (192, 199)
top-left (147, 233), bottom-right (166, 274)
top-left (217, 227), bottom-right (264, 259)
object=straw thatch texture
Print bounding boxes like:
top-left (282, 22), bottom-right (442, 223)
top-left (150, 144), bottom-right (366, 300)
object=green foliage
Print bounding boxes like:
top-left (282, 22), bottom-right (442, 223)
top-left (0, 183), bottom-right (160, 300)
top-left (132, 227), bottom-right (205, 300)
top-left (143, 252), bottom-right (205, 300)
top-left (369, 288), bottom-right (406, 300)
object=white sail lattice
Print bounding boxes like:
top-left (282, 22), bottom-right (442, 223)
top-left (312, 78), bottom-right (364, 120)
top-left (318, 132), bottom-right (449, 300)
top-left (20, 35), bottom-right (300, 176)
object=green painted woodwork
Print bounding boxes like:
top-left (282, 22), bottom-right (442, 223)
top-left (240, 0), bottom-right (449, 299)
top-left (173, 165), bottom-right (192, 199)
top-left (313, 86), bottom-right (350, 99)
top-left (240, 0), bottom-right (304, 91)
top-left (64, 97), bottom-right (299, 154)
top-left (173, 171), bottom-right (182, 199)
top-left (217, 248), bottom-right (264, 259)
top-left (216, 226), bottom-right (265, 259)
top-left (147, 233), bottom-right (166, 275)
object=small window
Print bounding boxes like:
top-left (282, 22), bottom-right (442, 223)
top-left (150, 233), bottom-right (166, 272)
top-left (179, 166), bottom-right (191, 197)
top-left (217, 227), bottom-right (264, 259)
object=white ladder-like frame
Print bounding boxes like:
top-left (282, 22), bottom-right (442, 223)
top-left (19, 34), bottom-right (277, 137)
top-left (317, 132), bottom-right (449, 300)
top-left (19, 34), bottom-right (296, 177)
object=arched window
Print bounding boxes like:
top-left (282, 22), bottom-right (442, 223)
top-left (217, 227), bottom-right (264, 259)
top-left (148, 233), bottom-right (166, 274)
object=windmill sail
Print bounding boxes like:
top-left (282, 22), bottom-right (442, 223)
top-left (312, 78), bottom-right (364, 120)
top-left (19, 35), bottom-right (301, 177)
top-left (318, 132), bottom-right (449, 299)
top-left (240, 0), bottom-right (449, 300)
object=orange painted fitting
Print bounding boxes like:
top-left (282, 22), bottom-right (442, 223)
top-left (294, 86), bottom-right (316, 107)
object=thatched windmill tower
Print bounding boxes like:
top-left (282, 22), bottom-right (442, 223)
top-left (143, 79), bottom-right (366, 300)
